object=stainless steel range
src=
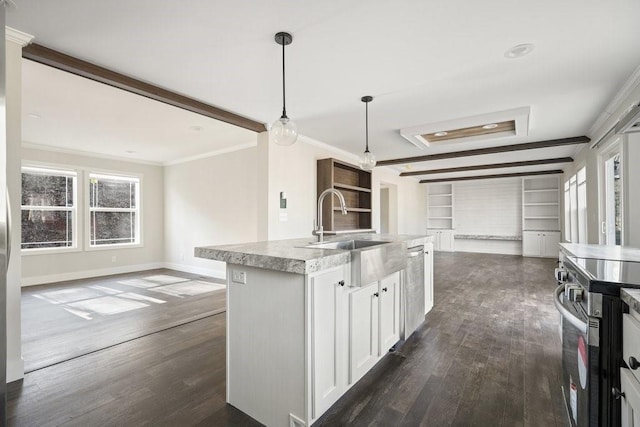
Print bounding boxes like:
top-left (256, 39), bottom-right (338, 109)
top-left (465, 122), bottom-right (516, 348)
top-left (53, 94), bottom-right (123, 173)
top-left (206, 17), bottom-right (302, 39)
top-left (555, 244), bottom-right (640, 427)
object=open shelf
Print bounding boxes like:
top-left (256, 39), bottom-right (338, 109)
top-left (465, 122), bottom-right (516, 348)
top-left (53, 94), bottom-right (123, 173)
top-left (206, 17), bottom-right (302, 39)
top-left (318, 158), bottom-right (372, 232)
top-left (427, 183), bottom-right (454, 230)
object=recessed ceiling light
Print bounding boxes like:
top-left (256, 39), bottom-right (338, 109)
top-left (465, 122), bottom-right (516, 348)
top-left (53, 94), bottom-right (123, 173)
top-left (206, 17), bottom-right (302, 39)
top-left (27, 113), bottom-right (41, 119)
top-left (504, 43), bottom-right (535, 59)
top-left (482, 123), bottom-right (498, 129)
top-left (434, 131), bottom-right (448, 137)
top-left (189, 125), bottom-right (203, 132)
top-left (125, 150), bottom-right (137, 154)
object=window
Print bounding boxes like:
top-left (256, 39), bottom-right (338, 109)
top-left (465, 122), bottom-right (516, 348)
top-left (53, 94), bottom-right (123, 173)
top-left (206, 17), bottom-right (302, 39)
top-left (564, 167), bottom-right (587, 243)
top-left (89, 173), bottom-right (140, 247)
top-left (21, 167), bottom-right (77, 250)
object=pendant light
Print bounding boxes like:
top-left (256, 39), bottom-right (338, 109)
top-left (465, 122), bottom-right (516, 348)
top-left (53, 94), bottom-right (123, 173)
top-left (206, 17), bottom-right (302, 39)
top-left (270, 31), bottom-right (298, 146)
top-left (359, 96), bottom-right (376, 171)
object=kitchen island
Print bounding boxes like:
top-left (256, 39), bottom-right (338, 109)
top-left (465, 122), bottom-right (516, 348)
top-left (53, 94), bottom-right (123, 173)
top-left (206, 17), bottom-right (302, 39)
top-left (195, 233), bottom-right (434, 427)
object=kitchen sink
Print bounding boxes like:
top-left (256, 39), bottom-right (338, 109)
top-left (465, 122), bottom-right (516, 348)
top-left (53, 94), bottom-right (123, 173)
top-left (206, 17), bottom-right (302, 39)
top-left (303, 239), bottom-right (407, 286)
top-left (303, 239), bottom-right (388, 250)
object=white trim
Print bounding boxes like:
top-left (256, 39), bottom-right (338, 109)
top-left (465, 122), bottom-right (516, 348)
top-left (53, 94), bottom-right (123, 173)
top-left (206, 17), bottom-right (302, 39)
top-left (6, 356), bottom-right (25, 383)
top-left (589, 64), bottom-right (640, 139)
top-left (163, 140), bottom-right (257, 166)
top-left (21, 262), bottom-right (166, 287)
top-left (5, 26), bottom-right (34, 46)
top-left (22, 141), bottom-right (163, 166)
top-left (163, 262), bottom-right (226, 280)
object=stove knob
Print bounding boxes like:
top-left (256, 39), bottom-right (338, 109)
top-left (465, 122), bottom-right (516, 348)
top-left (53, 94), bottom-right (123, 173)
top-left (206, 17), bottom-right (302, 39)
top-left (629, 357), bottom-right (640, 370)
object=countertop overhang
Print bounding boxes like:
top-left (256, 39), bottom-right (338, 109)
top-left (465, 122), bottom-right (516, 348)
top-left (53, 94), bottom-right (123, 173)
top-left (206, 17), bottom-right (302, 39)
top-left (195, 233), bottom-right (433, 275)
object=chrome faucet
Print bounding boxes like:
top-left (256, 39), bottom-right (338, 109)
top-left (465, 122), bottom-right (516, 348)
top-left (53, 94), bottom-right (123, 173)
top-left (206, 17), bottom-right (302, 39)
top-left (313, 188), bottom-right (348, 242)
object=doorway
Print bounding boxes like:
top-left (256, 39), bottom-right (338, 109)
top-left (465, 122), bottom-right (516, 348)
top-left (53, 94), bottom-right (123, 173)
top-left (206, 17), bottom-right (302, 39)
top-left (379, 183), bottom-right (398, 234)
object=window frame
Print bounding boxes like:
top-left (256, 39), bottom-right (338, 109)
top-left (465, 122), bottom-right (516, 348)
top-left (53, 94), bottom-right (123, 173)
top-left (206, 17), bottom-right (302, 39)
top-left (20, 164), bottom-right (81, 255)
top-left (563, 165), bottom-right (587, 244)
top-left (85, 171), bottom-right (143, 251)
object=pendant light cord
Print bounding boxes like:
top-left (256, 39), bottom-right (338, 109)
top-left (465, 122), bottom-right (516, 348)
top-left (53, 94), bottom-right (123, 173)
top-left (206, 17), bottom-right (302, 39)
top-left (281, 40), bottom-right (287, 119)
top-left (365, 101), bottom-right (370, 153)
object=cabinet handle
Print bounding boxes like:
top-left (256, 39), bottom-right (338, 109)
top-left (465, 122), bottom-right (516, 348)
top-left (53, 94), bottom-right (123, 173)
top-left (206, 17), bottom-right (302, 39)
top-left (373, 292), bottom-right (379, 297)
top-left (612, 387), bottom-right (626, 400)
top-left (382, 287), bottom-right (388, 292)
top-left (629, 356), bottom-right (640, 370)
top-left (338, 280), bottom-right (345, 287)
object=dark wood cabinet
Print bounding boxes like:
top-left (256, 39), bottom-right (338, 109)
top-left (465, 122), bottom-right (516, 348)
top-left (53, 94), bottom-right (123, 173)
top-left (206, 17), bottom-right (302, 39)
top-left (317, 158), bottom-right (372, 232)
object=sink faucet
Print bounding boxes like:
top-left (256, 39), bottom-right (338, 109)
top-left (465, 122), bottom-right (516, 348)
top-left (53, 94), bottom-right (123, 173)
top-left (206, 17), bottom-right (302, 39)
top-left (313, 188), bottom-right (348, 242)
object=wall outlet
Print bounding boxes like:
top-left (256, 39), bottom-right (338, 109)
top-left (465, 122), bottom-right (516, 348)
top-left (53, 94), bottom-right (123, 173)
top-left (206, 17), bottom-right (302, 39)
top-left (111, 256), bottom-right (117, 263)
top-left (232, 270), bottom-right (246, 284)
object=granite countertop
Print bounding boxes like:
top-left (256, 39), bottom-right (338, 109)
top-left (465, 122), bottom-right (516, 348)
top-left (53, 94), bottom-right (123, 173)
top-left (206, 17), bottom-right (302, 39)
top-left (454, 234), bottom-right (522, 241)
top-left (560, 243), bottom-right (640, 263)
top-left (195, 233), bottom-right (433, 275)
top-left (622, 288), bottom-right (640, 313)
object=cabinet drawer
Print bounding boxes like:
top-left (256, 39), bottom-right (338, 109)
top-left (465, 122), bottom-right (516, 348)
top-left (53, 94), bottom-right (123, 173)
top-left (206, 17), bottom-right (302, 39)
top-left (623, 314), bottom-right (640, 384)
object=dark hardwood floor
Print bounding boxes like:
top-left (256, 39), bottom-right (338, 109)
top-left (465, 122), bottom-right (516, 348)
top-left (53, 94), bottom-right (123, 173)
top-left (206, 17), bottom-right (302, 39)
top-left (9, 253), bottom-right (563, 426)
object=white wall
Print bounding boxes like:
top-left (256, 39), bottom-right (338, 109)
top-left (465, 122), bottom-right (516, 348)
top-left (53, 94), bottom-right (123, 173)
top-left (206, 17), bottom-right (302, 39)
top-left (20, 147), bottom-right (165, 285)
top-left (6, 36), bottom-right (26, 382)
top-left (163, 145), bottom-right (259, 278)
top-left (452, 177), bottom-right (523, 255)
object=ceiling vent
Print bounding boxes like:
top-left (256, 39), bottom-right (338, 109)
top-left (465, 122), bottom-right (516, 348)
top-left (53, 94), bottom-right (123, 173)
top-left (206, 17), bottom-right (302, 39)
top-left (400, 107), bottom-right (530, 149)
top-left (615, 102), bottom-right (640, 134)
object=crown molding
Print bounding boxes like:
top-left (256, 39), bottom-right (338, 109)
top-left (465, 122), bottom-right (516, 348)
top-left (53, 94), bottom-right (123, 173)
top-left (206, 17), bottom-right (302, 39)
top-left (5, 26), bottom-right (34, 46)
top-left (163, 141), bottom-right (257, 166)
top-left (589, 64), bottom-right (640, 138)
top-left (22, 141), bottom-right (163, 166)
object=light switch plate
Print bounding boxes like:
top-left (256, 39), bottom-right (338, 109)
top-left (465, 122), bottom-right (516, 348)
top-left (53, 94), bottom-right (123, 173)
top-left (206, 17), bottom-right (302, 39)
top-left (232, 270), bottom-right (246, 284)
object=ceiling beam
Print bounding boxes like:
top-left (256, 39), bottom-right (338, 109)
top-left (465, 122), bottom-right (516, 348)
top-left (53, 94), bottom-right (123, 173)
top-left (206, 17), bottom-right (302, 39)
top-left (377, 136), bottom-right (590, 166)
top-left (22, 43), bottom-right (267, 133)
top-left (419, 170), bottom-right (564, 184)
top-left (401, 157), bottom-right (573, 177)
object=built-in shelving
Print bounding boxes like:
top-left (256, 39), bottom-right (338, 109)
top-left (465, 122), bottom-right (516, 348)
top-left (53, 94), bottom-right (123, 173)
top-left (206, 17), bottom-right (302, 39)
top-left (522, 176), bottom-right (560, 232)
top-left (317, 158), bottom-right (372, 231)
top-left (427, 183), bottom-right (454, 230)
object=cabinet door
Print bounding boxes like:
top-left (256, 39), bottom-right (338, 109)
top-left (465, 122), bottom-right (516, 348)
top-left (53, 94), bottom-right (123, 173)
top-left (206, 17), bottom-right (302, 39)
top-left (620, 368), bottom-right (640, 427)
top-left (379, 272), bottom-right (400, 355)
top-left (349, 282), bottom-right (379, 384)
top-left (439, 230), bottom-right (454, 252)
top-left (541, 231), bottom-right (561, 258)
top-left (426, 229), bottom-right (439, 250)
top-left (310, 268), bottom-right (346, 418)
top-left (522, 231), bottom-right (541, 257)
top-left (424, 243), bottom-right (434, 314)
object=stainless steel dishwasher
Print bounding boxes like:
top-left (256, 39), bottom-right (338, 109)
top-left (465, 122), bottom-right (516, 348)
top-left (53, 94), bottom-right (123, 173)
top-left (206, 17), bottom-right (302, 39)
top-left (400, 245), bottom-right (425, 340)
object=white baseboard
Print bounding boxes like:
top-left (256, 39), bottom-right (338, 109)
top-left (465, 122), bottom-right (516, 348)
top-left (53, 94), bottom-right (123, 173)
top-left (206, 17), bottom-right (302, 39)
top-left (21, 261), bottom-right (227, 287)
top-left (21, 262), bottom-right (165, 287)
top-left (163, 262), bottom-right (226, 280)
top-left (7, 356), bottom-right (24, 382)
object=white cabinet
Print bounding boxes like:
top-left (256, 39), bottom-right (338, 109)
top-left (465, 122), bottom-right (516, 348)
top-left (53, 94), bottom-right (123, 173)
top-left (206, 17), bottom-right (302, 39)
top-left (427, 228), bottom-right (454, 252)
top-left (348, 271), bottom-right (401, 384)
top-left (621, 312), bottom-right (640, 427)
top-left (424, 242), bottom-right (434, 314)
top-left (310, 267), bottom-right (348, 419)
top-left (378, 272), bottom-right (400, 354)
top-left (522, 230), bottom-right (560, 258)
top-left (349, 282), bottom-right (379, 383)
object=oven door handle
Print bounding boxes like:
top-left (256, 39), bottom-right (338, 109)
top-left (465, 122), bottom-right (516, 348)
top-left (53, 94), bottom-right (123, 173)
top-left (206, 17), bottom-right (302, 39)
top-left (554, 284), bottom-right (588, 334)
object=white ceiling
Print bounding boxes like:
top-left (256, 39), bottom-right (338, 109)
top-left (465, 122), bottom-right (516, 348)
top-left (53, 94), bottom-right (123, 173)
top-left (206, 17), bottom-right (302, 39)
top-left (8, 0), bottom-right (640, 174)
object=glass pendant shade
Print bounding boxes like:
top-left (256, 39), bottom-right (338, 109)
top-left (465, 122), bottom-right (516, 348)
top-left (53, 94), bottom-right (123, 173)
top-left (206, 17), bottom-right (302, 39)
top-left (359, 150), bottom-right (376, 171)
top-left (271, 116), bottom-right (298, 146)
